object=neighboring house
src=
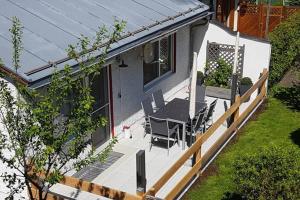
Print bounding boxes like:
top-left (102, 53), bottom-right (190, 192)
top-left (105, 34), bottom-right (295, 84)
top-left (0, 0), bottom-right (271, 198)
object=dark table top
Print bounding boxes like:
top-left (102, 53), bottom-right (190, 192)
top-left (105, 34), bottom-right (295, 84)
top-left (151, 98), bottom-right (207, 123)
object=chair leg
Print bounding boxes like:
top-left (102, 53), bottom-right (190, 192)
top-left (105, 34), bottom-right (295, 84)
top-left (177, 128), bottom-right (180, 147)
top-left (149, 135), bottom-right (153, 152)
top-left (144, 126), bottom-right (147, 138)
top-left (167, 136), bottom-right (170, 155)
top-left (144, 122), bottom-right (150, 138)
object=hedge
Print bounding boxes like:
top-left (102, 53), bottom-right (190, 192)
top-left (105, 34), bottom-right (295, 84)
top-left (231, 145), bottom-right (300, 200)
top-left (269, 11), bottom-right (300, 86)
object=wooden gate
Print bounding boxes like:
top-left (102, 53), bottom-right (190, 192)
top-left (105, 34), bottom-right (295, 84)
top-left (237, 4), bottom-right (300, 38)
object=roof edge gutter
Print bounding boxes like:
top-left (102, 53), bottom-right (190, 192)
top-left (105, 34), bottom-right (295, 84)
top-left (25, 4), bottom-right (207, 77)
top-left (29, 11), bottom-right (213, 89)
top-left (0, 65), bottom-right (28, 85)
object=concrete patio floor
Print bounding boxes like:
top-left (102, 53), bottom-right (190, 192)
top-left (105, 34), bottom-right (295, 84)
top-left (50, 83), bottom-right (257, 199)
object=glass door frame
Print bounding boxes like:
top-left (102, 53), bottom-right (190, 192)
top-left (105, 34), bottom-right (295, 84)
top-left (86, 65), bottom-right (113, 148)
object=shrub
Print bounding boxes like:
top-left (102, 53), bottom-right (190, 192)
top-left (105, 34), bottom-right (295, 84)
top-left (232, 145), bottom-right (300, 200)
top-left (255, 0), bottom-right (284, 6)
top-left (197, 71), bottom-right (204, 80)
top-left (286, 0), bottom-right (300, 6)
top-left (240, 77), bottom-right (253, 85)
top-left (272, 83), bottom-right (300, 110)
top-left (197, 71), bottom-right (205, 85)
top-left (205, 59), bottom-right (232, 88)
top-left (269, 12), bottom-right (300, 86)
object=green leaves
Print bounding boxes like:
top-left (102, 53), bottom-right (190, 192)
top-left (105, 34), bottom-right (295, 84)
top-left (205, 59), bottom-right (232, 88)
top-left (286, 0), bottom-right (300, 5)
top-left (269, 12), bottom-right (300, 86)
top-left (9, 17), bottom-right (23, 72)
top-left (0, 17), bottom-right (126, 200)
top-left (232, 145), bottom-right (300, 200)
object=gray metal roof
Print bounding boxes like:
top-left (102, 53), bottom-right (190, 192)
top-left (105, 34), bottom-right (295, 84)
top-left (0, 0), bottom-right (209, 85)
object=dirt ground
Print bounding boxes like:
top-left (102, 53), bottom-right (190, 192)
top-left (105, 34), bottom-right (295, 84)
top-left (279, 61), bottom-right (300, 87)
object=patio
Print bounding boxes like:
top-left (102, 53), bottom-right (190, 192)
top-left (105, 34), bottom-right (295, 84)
top-left (50, 82), bottom-right (245, 199)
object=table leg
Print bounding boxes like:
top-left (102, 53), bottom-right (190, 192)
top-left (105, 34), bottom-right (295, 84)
top-left (182, 122), bottom-right (186, 150)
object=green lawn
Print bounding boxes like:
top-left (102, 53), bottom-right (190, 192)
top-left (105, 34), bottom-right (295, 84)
top-left (186, 98), bottom-right (300, 200)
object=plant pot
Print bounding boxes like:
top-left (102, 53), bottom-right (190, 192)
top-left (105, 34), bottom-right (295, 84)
top-left (239, 84), bottom-right (252, 102)
top-left (196, 77), bottom-right (204, 85)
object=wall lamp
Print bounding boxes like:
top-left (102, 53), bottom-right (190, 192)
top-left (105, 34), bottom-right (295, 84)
top-left (119, 60), bottom-right (128, 68)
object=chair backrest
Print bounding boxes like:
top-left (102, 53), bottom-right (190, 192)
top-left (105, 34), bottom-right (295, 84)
top-left (152, 89), bottom-right (165, 109)
top-left (194, 107), bottom-right (207, 132)
top-left (206, 98), bottom-right (218, 121)
top-left (196, 85), bottom-right (206, 103)
top-left (141, 97), bottom-right (154, 117)
top-left (148, 116), bottom-right (169, 137)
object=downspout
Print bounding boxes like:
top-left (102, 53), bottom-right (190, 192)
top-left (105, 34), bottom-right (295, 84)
top-left (189, 18), bottom-right (209, 73)
top-left (233, 0), bottom-right (240, 31)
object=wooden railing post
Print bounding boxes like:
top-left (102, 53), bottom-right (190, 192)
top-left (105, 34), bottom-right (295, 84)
top-left (192, 134), bottom-right (202, 173)
top-left (259, 68), bottom-right (268, 97)
top-left (233, 95), bottom-right (240, 124)
top-left (195, 134), bottom-right (202, 176)
top-left (148, 69), bottom-right (269, 199)
top-left (260, 68), bottom-right (268, 96)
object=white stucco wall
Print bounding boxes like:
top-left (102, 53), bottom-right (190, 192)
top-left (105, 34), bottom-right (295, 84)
top-left (192, 22), bottom-right (271, 83)
top-left (111, 25), bottom-right (191, 136)
top-left (0, 78), bottom-right (27, 199)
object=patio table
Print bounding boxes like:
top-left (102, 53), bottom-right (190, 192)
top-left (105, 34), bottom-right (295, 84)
top-left (151, 98), bottom-right (207, 150)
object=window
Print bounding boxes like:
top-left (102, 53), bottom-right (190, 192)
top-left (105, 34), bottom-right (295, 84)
top-left (143, 34), bottom-right (175, 85)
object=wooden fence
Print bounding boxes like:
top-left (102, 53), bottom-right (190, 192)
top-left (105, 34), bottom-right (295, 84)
top-left (30, 174), bottom-right (142, 200)
top-left (33, 69), bottom-right (269, 200)
top-left (143, 68), bottom-right (269, 200)
top-left (236, 4), bottom-right (300, 38)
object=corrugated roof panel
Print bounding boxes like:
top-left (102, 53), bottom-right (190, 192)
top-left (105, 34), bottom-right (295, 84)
top-left (36, 0), bottom-right (103, 31)
top-left (132, 0), bottom-right (179, 16)
top-left (61, 0), bottom-right (138, 32)
top-left (0, 37), bottom-right (47, 75)
top-left (117, 0), bottom-right (166, 21)
top-left (0, 0), bottom-right (209, 84)
top-left (11, 0), bottom-right (95, 38)
top-left (151, 0), bottom-right (183, 12)
top-left (92, 0), bottom-right (153, 26)
top-left (169, 0), bottom-right (200, 9)
top-left (0, 15), bottom-right (66, 64)
top-left (0, 1), bottom-right (78, 49)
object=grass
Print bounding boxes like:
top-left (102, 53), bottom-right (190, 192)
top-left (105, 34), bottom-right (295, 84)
top-left (185, 98), bottom-right (300, 200)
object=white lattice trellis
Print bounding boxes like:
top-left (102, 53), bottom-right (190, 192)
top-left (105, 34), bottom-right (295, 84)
top-left (206, 41), bottom-right (245, 79)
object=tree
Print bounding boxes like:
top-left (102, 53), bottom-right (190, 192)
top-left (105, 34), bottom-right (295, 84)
top-left (0, 17), bottom-right (125, 199)
top-left (231, 145), bottom-right (300, 200)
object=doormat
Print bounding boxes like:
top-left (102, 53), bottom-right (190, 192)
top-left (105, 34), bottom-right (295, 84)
top-left (73, 151), bottom-right (124, 181)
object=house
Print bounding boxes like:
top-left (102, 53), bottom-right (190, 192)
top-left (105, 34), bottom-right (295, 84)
top-left (0, 0), bottom-right (271, 198)
top-left (0, 0), bottom-right (212, 148)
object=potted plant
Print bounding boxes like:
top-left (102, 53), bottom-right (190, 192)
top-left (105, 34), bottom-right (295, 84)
top-left (197, 71), bottom-right (205, 85)
top-left (204, 60), bottom-right (232, 99)
top-left (239, 77), bottom-right (253, 102)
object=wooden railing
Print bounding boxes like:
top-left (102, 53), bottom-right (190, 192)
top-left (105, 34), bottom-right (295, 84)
top-left (36, 69), bottom-right (268, 200)
top-left (143, 68), bottom-right (269, 200)
top-left (30, 174), bottom-right (142, 200)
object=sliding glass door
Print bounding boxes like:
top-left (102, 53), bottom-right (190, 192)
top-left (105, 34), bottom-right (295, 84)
top-left (90, 67), bottom-right (110, 148)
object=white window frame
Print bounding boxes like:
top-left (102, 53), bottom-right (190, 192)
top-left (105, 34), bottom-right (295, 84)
top-left (143, 34), bottom-right (175, 88)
